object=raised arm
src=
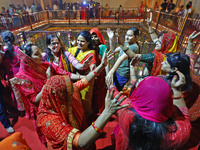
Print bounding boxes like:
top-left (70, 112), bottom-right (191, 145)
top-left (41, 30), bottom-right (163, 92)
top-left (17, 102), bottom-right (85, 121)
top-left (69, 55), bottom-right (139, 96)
top-left (106, 53), bottom-right (128, 86)
top-left (171, 71), bottom-right (187, 108)
top-left (147, 12), bottom-right (159, 42)
top-left (185, 31), bottom-right (200, 55)
top-left (65, 51), bottom-right (92, 70)
top-left (77, 90), bottom-right (128, 148)
top-left (85, 50), bottom-right (113, 83)
top-left (115, 28), bottom-right (140, 59)
top-left (107, 28), bottom-right (115, 52)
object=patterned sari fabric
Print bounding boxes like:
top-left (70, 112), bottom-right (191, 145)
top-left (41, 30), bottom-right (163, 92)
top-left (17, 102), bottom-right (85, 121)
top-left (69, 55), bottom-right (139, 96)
top-left (10, 50), bottom-right (71, 145)
top-left (42, 50), bottom-right (78, 73)
top-left (10, 49), bottom-right (71, 119)
top-left (0, 132), bottom-right (31, 150)
top-left (151, 33), bottom-right (180, 76)
top-left (159, 33), bottom-right (180, 54)
top-left (111, 77), bottom-right (191, 150)
top-left (68, 46), bottom-right (96, 116)
top-left (36, 75), bottom-right (89, 150)
top-left (90, 28), bottom-right (107, 113)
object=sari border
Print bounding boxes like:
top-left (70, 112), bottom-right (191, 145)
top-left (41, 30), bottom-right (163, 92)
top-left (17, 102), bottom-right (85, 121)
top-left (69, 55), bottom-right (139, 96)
top-left (66, 128), bottom-right (79, 150)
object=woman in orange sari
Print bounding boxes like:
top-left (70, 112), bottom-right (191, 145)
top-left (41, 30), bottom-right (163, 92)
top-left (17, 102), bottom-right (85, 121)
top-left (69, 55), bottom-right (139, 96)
top-left (36, 52), bottom-right (128, 150)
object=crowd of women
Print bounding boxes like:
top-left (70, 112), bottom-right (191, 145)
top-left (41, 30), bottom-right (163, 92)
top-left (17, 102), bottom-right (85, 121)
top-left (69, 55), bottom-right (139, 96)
top-left (0, 12), bottom-right (200, 149)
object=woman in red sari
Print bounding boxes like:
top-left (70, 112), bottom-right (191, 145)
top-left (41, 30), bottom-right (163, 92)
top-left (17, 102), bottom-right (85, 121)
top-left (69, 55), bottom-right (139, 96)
top-left (118, 30), bottom-right (200, 149)
top-left (111, 75), bottom-right (191, 150)
top-left (36, 52), bottom-right (128, 150)
top-left (90, 28), bottom-right (108, 113)
top-left (10, 43), bottom-right (85, 144)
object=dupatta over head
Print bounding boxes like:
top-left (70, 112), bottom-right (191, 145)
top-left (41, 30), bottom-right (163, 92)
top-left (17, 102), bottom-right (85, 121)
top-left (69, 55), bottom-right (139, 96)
top-left (159, 32), bottom-right (180, 54)
top-left (17, 49), bottom-right (47, 90)
top-left (37, 75), bottom-right (87, 149)
top-left (129, 76), bottom-right (173, 123)
top-left (90, 28), bottom-right (106, 45)
top-left (151, 33), bottom-right (180, 76)
top-left (10, 49), bottom-right (47, 115)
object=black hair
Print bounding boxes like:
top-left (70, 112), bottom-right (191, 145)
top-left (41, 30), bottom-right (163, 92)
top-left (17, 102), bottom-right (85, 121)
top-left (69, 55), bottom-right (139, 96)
top-left (45, 34), bottom-right (71, 71)
top-left (77, 30), bottom-right (93, 50)
top-left (44, 34), bottom-right (60, 62)
top-left (129, 109), bottom-right (176, 150)
top-left (166, 52), bottom-right (191, 91)
top-left (128, 27), bottom-right (140, 53)
top-left (21, 43), bottom-right (35, 57)
top-left (45, 34), bottom-right (66, 62)
top-left (158, 31), bottom-right (168, 38)
top-left (128, 27), bottom-right (139, 37)
top-left (1, 30), bottom-right (15, 60)
top-left (186, 4), bottom-right (190, 9)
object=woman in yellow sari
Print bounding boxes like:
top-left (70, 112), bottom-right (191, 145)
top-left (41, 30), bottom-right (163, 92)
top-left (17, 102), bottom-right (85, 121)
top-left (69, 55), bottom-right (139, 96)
top-left (68, 30), bottom-right (97, 117)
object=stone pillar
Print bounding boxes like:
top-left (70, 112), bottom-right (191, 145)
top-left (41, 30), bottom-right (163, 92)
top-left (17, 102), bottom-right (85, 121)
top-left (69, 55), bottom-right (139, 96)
top-left (40, 0), bottom-right (45, 11)
top-left (49, 0), bottom-right (52, 9)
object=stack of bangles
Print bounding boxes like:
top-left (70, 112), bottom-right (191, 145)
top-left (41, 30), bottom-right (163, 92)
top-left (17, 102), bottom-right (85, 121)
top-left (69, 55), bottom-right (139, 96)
top-left (92, 121), bottom-right (103, 133)
top-left (172, 93), bottom-right (184, 99)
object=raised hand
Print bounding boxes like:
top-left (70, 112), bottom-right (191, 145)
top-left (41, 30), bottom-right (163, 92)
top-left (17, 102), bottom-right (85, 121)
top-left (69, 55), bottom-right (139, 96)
top-left (115, 28), bottom-right (124, 46)
top-left (101, 49), bottom-right (114, 67)
top-left (107, 28), bottom-right (114, 40)
top-left (147, 12), bottom-right (152, 26)
top-left (81, 55), bottom-right (93, 70)
top-left (171, 71), bottom-right (186, 90)
top-left (130, 54), bottom-right (141, 66)
top-left (104, 89), bottom-right (128, 116)
top-left (57, 32), bottom-right (61, 38)
top-left (188, 31), bottom-right (200, 41)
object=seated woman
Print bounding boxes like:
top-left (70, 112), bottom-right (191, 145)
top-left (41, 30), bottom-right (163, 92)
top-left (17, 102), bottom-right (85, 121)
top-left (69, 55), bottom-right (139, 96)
top-left (89, 28), bottom-right (108, 113)
top-left (42, 34), bottom-right (91, 73)
top-left (36, 53), bottom-right (128, 149)
top-left (106, 27), bottom-right (140, 91)
top-left (111, 74), bottom-right (191, 150)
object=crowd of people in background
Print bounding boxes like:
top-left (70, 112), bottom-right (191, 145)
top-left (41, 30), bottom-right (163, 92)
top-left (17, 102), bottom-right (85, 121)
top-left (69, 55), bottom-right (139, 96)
top-left (1, 0), bottom-right (199, 31)
top-left (0, 13), bottom-right (200, 148)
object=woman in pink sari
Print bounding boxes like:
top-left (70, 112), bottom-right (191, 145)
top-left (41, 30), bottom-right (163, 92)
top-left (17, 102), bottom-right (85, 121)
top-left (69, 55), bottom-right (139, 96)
top-left (111, 75), bottom-right (191, 150)
top-left (10, 43), bottom-right (84, 144)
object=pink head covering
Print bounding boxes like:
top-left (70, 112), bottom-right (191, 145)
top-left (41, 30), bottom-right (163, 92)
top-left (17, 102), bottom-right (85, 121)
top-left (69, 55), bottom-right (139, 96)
top-left (129, 76), bottom-right (173, 123)
top-left (90, 28), bottom-right (106, 45)
top-left (16, 49), bottom-right (47, 91)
